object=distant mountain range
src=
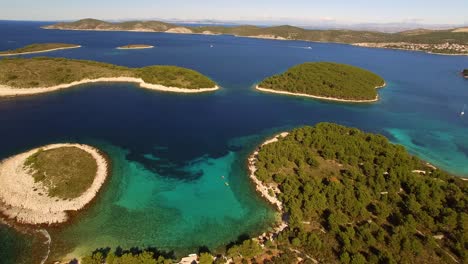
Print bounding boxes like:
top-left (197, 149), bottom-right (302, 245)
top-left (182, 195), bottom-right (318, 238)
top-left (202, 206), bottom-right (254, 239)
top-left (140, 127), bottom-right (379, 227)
top-left (43, 19), bottom-right (468, 55)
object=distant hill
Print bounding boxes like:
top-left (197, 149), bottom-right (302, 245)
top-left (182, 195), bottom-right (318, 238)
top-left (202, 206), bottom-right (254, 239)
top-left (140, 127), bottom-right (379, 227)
top-left (44, 18), bottom-right (174, 32)
top-left (398, 28), bottom-right (437, 35)
top-left (43, 19), bottom-right (468, 54)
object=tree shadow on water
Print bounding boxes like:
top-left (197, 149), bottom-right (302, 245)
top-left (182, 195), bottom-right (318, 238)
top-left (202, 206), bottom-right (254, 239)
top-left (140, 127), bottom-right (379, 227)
top-left (225, 233), bottom-right (250, 250)
top-left (87, 245), bottom-right (175, 260)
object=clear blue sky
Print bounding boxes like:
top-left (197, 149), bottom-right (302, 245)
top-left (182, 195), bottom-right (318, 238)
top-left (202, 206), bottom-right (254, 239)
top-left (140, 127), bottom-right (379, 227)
top-left (1, 0), bottom-right (467, 25)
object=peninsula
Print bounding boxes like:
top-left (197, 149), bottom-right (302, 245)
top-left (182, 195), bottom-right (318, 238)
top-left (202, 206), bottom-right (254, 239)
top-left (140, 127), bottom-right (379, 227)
top-left (116, 44), bottom-right (154, 49)
top-left (245, 123), bottom-right (467, 263)
top-left (0, 144), bottom-right (109, 225)
top-left (0, 43), bottom-right (81, 56)
top-left (0, 57), bottom-right (218, 97)
top-left (257, 62), bottom-right (385, 102)
top-left (81, 123), bottom-right (467, 264)
top-left (43, 19), bottom-right (468, 55)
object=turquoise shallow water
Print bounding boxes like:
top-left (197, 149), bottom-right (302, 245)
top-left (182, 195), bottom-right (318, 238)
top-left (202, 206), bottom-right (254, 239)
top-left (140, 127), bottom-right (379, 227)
top-left (0, 21), bottom-right (467, 263)
top-left (46, 142), bottom-right (276, 261)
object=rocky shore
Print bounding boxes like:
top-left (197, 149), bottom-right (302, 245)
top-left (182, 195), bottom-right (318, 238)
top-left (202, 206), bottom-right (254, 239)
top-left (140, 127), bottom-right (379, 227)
top-left (248, 132), bottom-right (290, 241)
top-left (256, 85), bottom-right (384, 103)
top-left (0, 77), bottom-right (219, 97)
top-left (0, 144), bottom-right (109, 225)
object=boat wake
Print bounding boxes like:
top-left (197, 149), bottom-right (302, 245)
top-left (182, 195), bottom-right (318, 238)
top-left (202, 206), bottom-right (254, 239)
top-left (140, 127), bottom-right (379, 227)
top-left (288, 45), bottom-right (313, 50)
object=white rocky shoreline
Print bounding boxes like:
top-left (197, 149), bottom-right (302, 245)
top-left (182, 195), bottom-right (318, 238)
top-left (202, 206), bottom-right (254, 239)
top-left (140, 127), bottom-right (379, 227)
top-left (248, 132), bottom-right (290, 242)
top-left (0, 143), bottom-right (109, 225)
top-left (256, 83), bottom-right (386, 103)
top-left (0, 77), bottom-right (219, 97)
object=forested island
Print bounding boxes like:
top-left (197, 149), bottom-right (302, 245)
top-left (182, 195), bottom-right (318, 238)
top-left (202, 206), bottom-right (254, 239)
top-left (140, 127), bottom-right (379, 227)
top-left (0, 144), bottom-right (108, 225)
top-left (257, 62), bottom-right (385, 102)
top-left (76, 123), bottom-right (467, 264)
top-left (0, 43), bottom-right (81, 56)
top-left (0, 57), bottom-right (218, 97)
top-left (116, 44), bottom-right (154, 49)
top-left (43, 19), bottom-right (468, 55)
top-left (463, 69), bottom-right (468, 78)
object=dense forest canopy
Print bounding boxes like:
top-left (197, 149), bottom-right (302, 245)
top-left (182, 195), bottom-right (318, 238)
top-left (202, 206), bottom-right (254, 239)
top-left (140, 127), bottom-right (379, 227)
top-left (81, 123), bottom-right (467, 264)
top-left (258, 62), bottom-right (385, 100)
top-left (0, 57), bottom-right (216, 89)
top-left (253, 123), bottom-right (467, 263)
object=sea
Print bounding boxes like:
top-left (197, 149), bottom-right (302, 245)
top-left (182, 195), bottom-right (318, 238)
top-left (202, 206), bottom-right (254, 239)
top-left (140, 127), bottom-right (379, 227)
top-left (0, 21), bottom-right (467, 264)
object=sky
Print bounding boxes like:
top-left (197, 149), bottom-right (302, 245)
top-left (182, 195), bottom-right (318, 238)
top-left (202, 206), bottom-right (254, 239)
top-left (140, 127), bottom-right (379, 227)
top-left (1, 0), bottom-right (467, 26)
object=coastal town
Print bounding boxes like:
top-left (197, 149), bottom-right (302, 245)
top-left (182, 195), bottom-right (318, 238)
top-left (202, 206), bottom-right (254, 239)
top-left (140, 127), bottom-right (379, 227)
top-left (353, 42), bottom-right (468, 55)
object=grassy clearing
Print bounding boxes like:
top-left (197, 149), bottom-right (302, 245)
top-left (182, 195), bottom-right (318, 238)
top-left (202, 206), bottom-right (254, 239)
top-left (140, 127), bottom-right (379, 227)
top-left (0, 43), bottom-right (79, 55)
top-left (24, 146), bottom-right (98, 199)
top-left (0, 57), bottom-right (216, 89)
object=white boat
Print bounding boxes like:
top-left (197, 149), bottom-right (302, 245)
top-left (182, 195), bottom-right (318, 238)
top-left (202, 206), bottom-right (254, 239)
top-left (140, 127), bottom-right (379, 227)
top-left (462, 104), bottom-right (466, 116)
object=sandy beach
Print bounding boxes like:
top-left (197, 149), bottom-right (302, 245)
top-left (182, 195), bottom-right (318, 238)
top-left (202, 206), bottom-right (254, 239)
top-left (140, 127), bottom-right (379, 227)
top-left (0, 45), bottom-right (81, 56)
top-left (256, 84), bottom-right (385, 103)
top-left (0, 77), bottom-right (219, 97)
top-left (0, 144), bottom-right (109, 225)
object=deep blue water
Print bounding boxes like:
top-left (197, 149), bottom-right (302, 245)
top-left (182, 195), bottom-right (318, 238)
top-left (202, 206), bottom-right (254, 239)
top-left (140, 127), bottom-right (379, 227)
top-left (0, 21), bottom-right (467, 263)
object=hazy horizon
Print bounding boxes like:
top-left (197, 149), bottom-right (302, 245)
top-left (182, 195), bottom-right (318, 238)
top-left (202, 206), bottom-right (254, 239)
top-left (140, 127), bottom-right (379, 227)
top-left (2, 0), bottom-right (468, 30)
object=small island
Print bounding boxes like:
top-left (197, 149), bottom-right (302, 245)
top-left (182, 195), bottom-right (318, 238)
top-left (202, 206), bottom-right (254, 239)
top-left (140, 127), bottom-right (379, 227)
top-left (463, 69), bottom-right (468, 78)
top-left (0, 144), bottom-right (109, 225)
top-left (0, 57), bottom-right (218, 97)
top-left (257, 62), bottom-right (386, 102)
top-left (116, 44), bottom-right (154, 50)
top-left (0, 43), bottom-right (81, 56)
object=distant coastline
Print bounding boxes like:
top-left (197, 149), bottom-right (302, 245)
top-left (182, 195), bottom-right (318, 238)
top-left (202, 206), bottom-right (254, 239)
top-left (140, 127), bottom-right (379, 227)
top-left (42, 19), bottom-right (468, 56)
top-left (0, 77), bottom-right (219, 97)
top-left (0, 45), bottom-right (81, 56)
top-left (353, 43), bottom-right (468, 56)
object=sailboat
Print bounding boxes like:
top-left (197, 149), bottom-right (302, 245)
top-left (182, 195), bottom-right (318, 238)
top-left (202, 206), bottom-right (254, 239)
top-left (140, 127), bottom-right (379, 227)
top-left (461, 104), bottom-right (466, 116)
